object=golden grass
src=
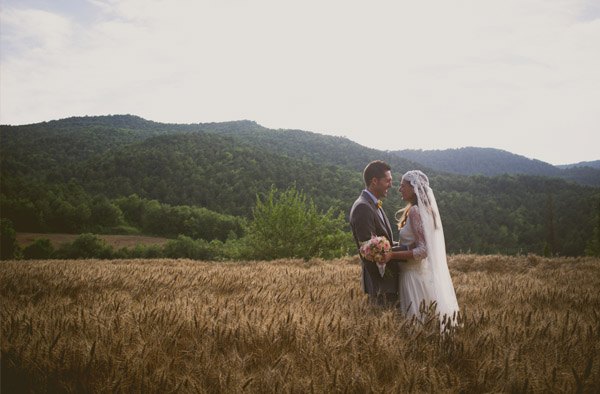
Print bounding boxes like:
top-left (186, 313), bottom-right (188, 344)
top-left (1, 255), bottom-right (599, 392)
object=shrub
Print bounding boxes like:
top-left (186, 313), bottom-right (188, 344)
top-left (220, 237), bottom-right (250, 260)
top-left (55, 234), bottom-right (114, 259)
top-left (23, 239), bottom-right (54, 259)
top-left (114, 244), bottom-right (164, 259)
top-left (244, 186), bottom-right (354, 260)
top-left (163, 235), bottom-right (216, 260)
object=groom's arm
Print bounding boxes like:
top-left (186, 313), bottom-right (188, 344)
top-left (350, 203), bottom-right (377, 244)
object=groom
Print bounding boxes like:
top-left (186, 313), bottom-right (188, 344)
top-left (349, 160), bottom-right (400, 307)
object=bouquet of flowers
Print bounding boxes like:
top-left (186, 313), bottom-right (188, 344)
top-left (359, 235), bottom-right (391, 278)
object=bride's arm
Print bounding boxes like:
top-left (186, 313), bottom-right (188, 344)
top-left (409, 208), bottom-right (428, 260)
top-left (387, 208), bottom-right (427, 261)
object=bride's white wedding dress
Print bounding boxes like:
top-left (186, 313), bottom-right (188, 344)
top-left (398, 208), bottom-right (435, 319)
top-left (397, 170), bottom-right (460, 326)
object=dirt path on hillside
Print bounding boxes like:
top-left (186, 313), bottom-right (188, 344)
top-left (16, 233), bottom-right (171, 249)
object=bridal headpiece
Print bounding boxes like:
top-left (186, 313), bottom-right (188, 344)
top-left (402, 170), bottom-right (437, 227)
top-left (402, 170), bottom-right (430, 204)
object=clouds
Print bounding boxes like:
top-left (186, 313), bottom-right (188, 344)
top-left (1, 0), bottom-right (599, 164)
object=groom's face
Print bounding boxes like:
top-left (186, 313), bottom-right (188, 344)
top-left (372, 170), bottom-right (393, 199)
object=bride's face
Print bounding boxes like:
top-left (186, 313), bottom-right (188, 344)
top-left (399, 180), bottom-right (416, 202)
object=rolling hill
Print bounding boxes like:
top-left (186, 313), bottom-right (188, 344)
top-left (557, 160), bottom-right (600, 169)
top-left (392, 147), bottom-right (600, 186)
top-left (1, 115), bottom-right (599, 256)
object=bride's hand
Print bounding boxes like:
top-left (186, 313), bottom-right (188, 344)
top-left (383, 251), bottom-right (393, 264)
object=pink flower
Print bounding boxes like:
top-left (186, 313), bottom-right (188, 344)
top-left (359, 236), bottom-right (391, 263)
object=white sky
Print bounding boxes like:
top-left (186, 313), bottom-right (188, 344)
top-left (1, 0), bottom-right (599, 165)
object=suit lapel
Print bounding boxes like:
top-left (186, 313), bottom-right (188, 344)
top-left (362, 191), bottom-right (393, 243)
top-left (379, 207), bottom-right (393, 242)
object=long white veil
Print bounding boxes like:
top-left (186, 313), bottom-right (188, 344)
top-left (402, 170), bottom-right (459, 323)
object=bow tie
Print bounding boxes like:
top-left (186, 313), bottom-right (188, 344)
top-left (377, 200), bottom-right (383, 209)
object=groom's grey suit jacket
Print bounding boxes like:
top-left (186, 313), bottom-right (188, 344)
top-left (349, 190), bottom-right (399, 296)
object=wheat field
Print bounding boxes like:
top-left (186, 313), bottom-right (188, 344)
top-left (1, 255), bottom-right (599, 393)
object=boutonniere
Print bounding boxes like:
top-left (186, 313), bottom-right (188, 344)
top-left (377, 200), bottom-right (383, 209)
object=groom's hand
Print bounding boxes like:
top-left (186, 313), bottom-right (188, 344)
top-left (390, 245), bottom-right (407, 262)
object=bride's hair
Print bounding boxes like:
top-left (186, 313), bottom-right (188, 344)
top-left (395, 203), bottom-right (413, 229)
top-left (395, 174), bottom-right (418, 229)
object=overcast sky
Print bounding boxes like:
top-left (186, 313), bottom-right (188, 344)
top-left (1, 0), bottom-right (599, 165)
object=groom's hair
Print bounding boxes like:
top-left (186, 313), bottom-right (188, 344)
top-left (363, 160), bottom-right (391, 186)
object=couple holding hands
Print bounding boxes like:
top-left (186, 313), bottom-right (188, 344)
top-left (350, 160), bottom-right (459, 324)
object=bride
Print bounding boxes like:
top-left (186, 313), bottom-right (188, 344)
top-left (386, 170), bottom-right (459, 325)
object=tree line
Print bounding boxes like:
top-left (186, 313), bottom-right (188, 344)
top-left (1, 115), bottom-right (600, 258)
top-left (1, 186), bottom-right (355, 261)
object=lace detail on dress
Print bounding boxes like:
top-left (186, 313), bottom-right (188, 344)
top-left (399, 208), bottom-right (428, 261)
top-left (408, 208), bottom-right (428, 261)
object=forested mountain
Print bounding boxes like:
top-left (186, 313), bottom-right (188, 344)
top-left (1, 115), bottom-right (193, 176)
top-left (557, 160), bottom-right (600, 170)
top-left (194, 121), bottom-right (419, 172)
top-left (0, 114), bottom-right (424, 218)
top-left (393, 147), bottom-right (600, 186)
top-left (1, 114), bottom-right (420, 175)
top-left (74, 132), bottom-right (364, 216)
top-left (1, 115), bottom-right (599, 256)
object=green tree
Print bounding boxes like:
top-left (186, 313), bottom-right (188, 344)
top-left (586, 199), bottom-right (600, 256)
top-left (245, 186), bottom-right (354, 260)
top-left (544, 194), bottom-right (557, 256)
top-left (114, 194), bottom-right (146, 225)
top-left (1, 218), bottom-right (19, 260)
top-left (90, 196), bottom-right (124, 228)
